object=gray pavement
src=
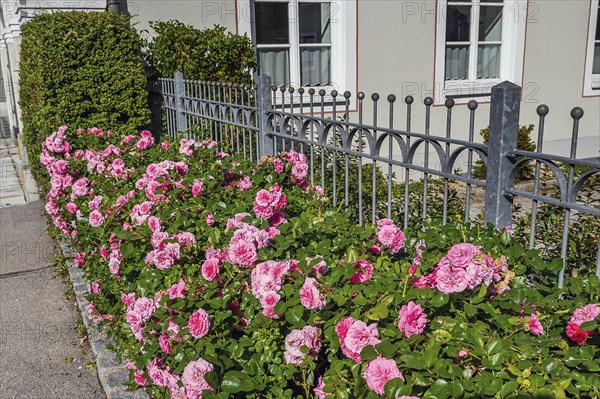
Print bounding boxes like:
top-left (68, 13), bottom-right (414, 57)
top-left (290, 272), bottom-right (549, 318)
top-left (0, 200), bottom-right (105, 398)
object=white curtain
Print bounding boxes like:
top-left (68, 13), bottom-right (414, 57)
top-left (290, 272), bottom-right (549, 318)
top-left (301, 47), bottom-right (331, 86)
top-left (445, 46), bottom-right (469, 80)
top-left (477, 45), bottom-right (501, 79)
top-left (259, 49), bottom-right (290, 86)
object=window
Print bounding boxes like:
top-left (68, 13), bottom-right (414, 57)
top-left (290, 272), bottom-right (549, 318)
top-left (256, 2), bottom-right (332, 86)
top-left (237, 0), bottom-right (356, 95)
top-left (434, 0), bottom-right (526, 103)
top-left (584, 0), bottom-right (600, 95)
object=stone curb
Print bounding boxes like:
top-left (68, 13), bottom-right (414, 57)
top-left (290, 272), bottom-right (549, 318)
top-left (58, 240), bottom-right (150, 399)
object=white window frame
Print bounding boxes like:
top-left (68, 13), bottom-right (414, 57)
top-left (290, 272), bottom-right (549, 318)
top-left (583, 0), bottom-right (600, 96)
top-left (434, 0), bottom-right (527, 104)
top-left (237, 0), bottom-right (357, 105)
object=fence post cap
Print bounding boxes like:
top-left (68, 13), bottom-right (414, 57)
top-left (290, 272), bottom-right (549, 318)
top-left (492, 80), bottom-right (520, 91)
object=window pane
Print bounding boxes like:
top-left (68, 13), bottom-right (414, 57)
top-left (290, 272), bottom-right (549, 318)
top-left (299, 3), bottom-right (331, 44)
top-left (258, 48), bottom-right (290, 86)
top-left (446, 5), bottom-right (471, 42)
top-left (477, 44), bottom-right (501, 78)
top-left (445, 45), bottom-right (469, 80)
top-left (256, 2), bottom-right (289, 44)
top-left (301, 46), bottom-right (331, 85)
top-left (593, 43), bottom-right (600, 75)
top-left (479, 6), bottom-right (503, 41)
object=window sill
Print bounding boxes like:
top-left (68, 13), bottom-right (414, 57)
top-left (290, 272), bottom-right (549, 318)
top-left (443, 79), bottom-right (503, 98)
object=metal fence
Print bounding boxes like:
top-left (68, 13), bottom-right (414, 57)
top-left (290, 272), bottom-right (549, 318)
top-left (148, 72), bottom-right (600, 288)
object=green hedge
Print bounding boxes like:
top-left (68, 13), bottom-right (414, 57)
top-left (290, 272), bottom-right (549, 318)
top-left (19, 11), bottom-right (151, 190)
top-left (144, 21), bottom-right (255, 83)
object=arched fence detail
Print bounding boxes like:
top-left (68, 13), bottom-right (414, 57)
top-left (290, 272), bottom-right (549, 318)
top-left (148, 73), bottom-right (600, 288)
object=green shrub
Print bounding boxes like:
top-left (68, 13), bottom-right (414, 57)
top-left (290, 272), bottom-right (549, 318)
top-left (144, 22), bottom-right (256, 84)
top-left (19, 11), bottom-right (151, 191)
top-left (473, 124), bottom-right (537, 182)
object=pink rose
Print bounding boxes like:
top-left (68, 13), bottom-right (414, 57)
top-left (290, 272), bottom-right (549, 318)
top-left (89, 210), bottom-right (105, 227)
top-left (314, 376), bottom-right (330, 398)
top-left (446, 243), bottom-right (480, 268)
top-left (528, 313), bottom-right (543, 336)
top-left (226, 239), bottom-right (258, 267)
top-left (364, 357), bottom-right (404, 395)
top-left (206, 213), bottom-right (215, 226)
top-left (283, 326), bottom-right (321, 365)
top-left (435, 264), bottom-right (468, 294)
top-left (188, 308), bottom-right (210, 338)
top-left (166, 279), bottom-right (186, 299)
top-left (336, 317), bottom-right (381, 363)
top-left (192, 180), bottom-right (204, 197)
top-left (255, 189), bottom-right (272, 207)
top-left (398, 301), bottom-right (427, 338)
top-left (159, 333), bottom-right (172, 354)
top-left (201, 258), bottom-right (220, 281)
top-left (300, 278), bottom-right (326, 310)
top-left (182, 358), bottom-right (215, 395)
top-left (349, 259), bottom-right (374, 284)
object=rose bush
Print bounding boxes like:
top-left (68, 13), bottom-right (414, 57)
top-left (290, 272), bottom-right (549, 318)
top-left (42, 126), bottom-right (600, 399)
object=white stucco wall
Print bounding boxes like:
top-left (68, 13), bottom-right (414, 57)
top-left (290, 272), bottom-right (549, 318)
top-left (355, 0), bottom-right (599, 159)
top-left (127, 0), bottom-right (238, 38)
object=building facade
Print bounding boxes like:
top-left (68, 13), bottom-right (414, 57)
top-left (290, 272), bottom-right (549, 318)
top-left (1, 0), bottom-right (598, 157)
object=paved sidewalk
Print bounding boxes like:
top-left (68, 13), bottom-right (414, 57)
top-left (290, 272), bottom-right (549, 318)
top-left (0, 138), bottom-right (27, 208)
top-left (0, 200), bottom-right (105, 397)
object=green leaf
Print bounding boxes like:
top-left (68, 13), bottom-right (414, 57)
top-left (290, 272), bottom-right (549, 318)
top-left (360, 345), bottom-right (378, 363)
top-left (430, 292), bottom-right (448, 308)
top-left (365, 303), bottom-right (389, 321)
top-left (499, 381), bottom-right (518, 398)
top-left (284, 304), bottom-right (304, 325)
top-left (220, 371), bottom-right (255, 393)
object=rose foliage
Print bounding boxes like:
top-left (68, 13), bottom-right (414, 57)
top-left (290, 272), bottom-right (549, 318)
top-left (42, 126), bottom-right (600, 399)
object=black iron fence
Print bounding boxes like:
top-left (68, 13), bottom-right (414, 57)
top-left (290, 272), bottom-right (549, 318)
top-left (148, 72), bottom-right (600, 288)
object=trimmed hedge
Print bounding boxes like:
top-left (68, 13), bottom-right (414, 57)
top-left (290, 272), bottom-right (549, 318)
top-left (19, 11), bottom-right (151, 190)
top-left (144, 21), bottom-right (255, 84)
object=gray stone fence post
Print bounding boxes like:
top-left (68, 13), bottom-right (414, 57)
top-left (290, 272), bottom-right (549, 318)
top-left (483, 81), bottom-right (521, 228)
top-left (174, 71), bottom-right (187, 134)
top-left (255, 74), bottom-right (274, 157)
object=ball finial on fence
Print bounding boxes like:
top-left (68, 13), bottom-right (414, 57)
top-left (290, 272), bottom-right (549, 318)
top-left (387, 94), bottom-right (396, 103)
top-left (309, 88), bottom-right (315, 95)
top-left (371, 93), bottom-right (380, 101)
top-left (570, 107), bottom-right (583, 120)
top-left (331, 90), bottom-right (338, 98)
top-left (467, 100), bottom-right (478, 110)
top-left (319, 89), bottom-right (326, 96)
top-left (445, 98), bottom-right (455, 108)
top-left (358, 92), bottom-right (365, 100)
top-left (404, 95), bottom-right (414, 104)
top-left (344, 91), bottom-right (351, 99)
top-left (424, 97), bottom-right (433, 106)
top-left (536, 104), bottom-right (549, 116)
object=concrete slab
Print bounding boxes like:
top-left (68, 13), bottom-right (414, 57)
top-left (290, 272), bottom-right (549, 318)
top-left (0, 201), bottom-right (105, 399)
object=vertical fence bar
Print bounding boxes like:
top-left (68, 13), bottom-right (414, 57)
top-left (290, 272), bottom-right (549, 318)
top-left (344, 91), bottom-right (351, 209)
top-left (358, 92), bottom-right (365, 227)
top-left (422, 97), bottom-right (433, 221)
top-left (332, 90), bottom-right (338, 207)
top-left (528, 105), bottom-right (549, 249)
top-left (175, 72), bottom-right (187, 135)
top-left (442, 98), bottom-right (454, 225)
top-left (403, 96), bottom-right (413, 230)
top-left (387, 95), bottom-right (396, 220)
top-left (255, 75), bottom-right (274, 157)
top-left (558, 107), bottom-right (584, 289)
top-left (372, 93), bottom-right (380, 224)
top-left (484, 81), bottom-right (521, 228)
top-left (465, 100), bottom-right (478, 221)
